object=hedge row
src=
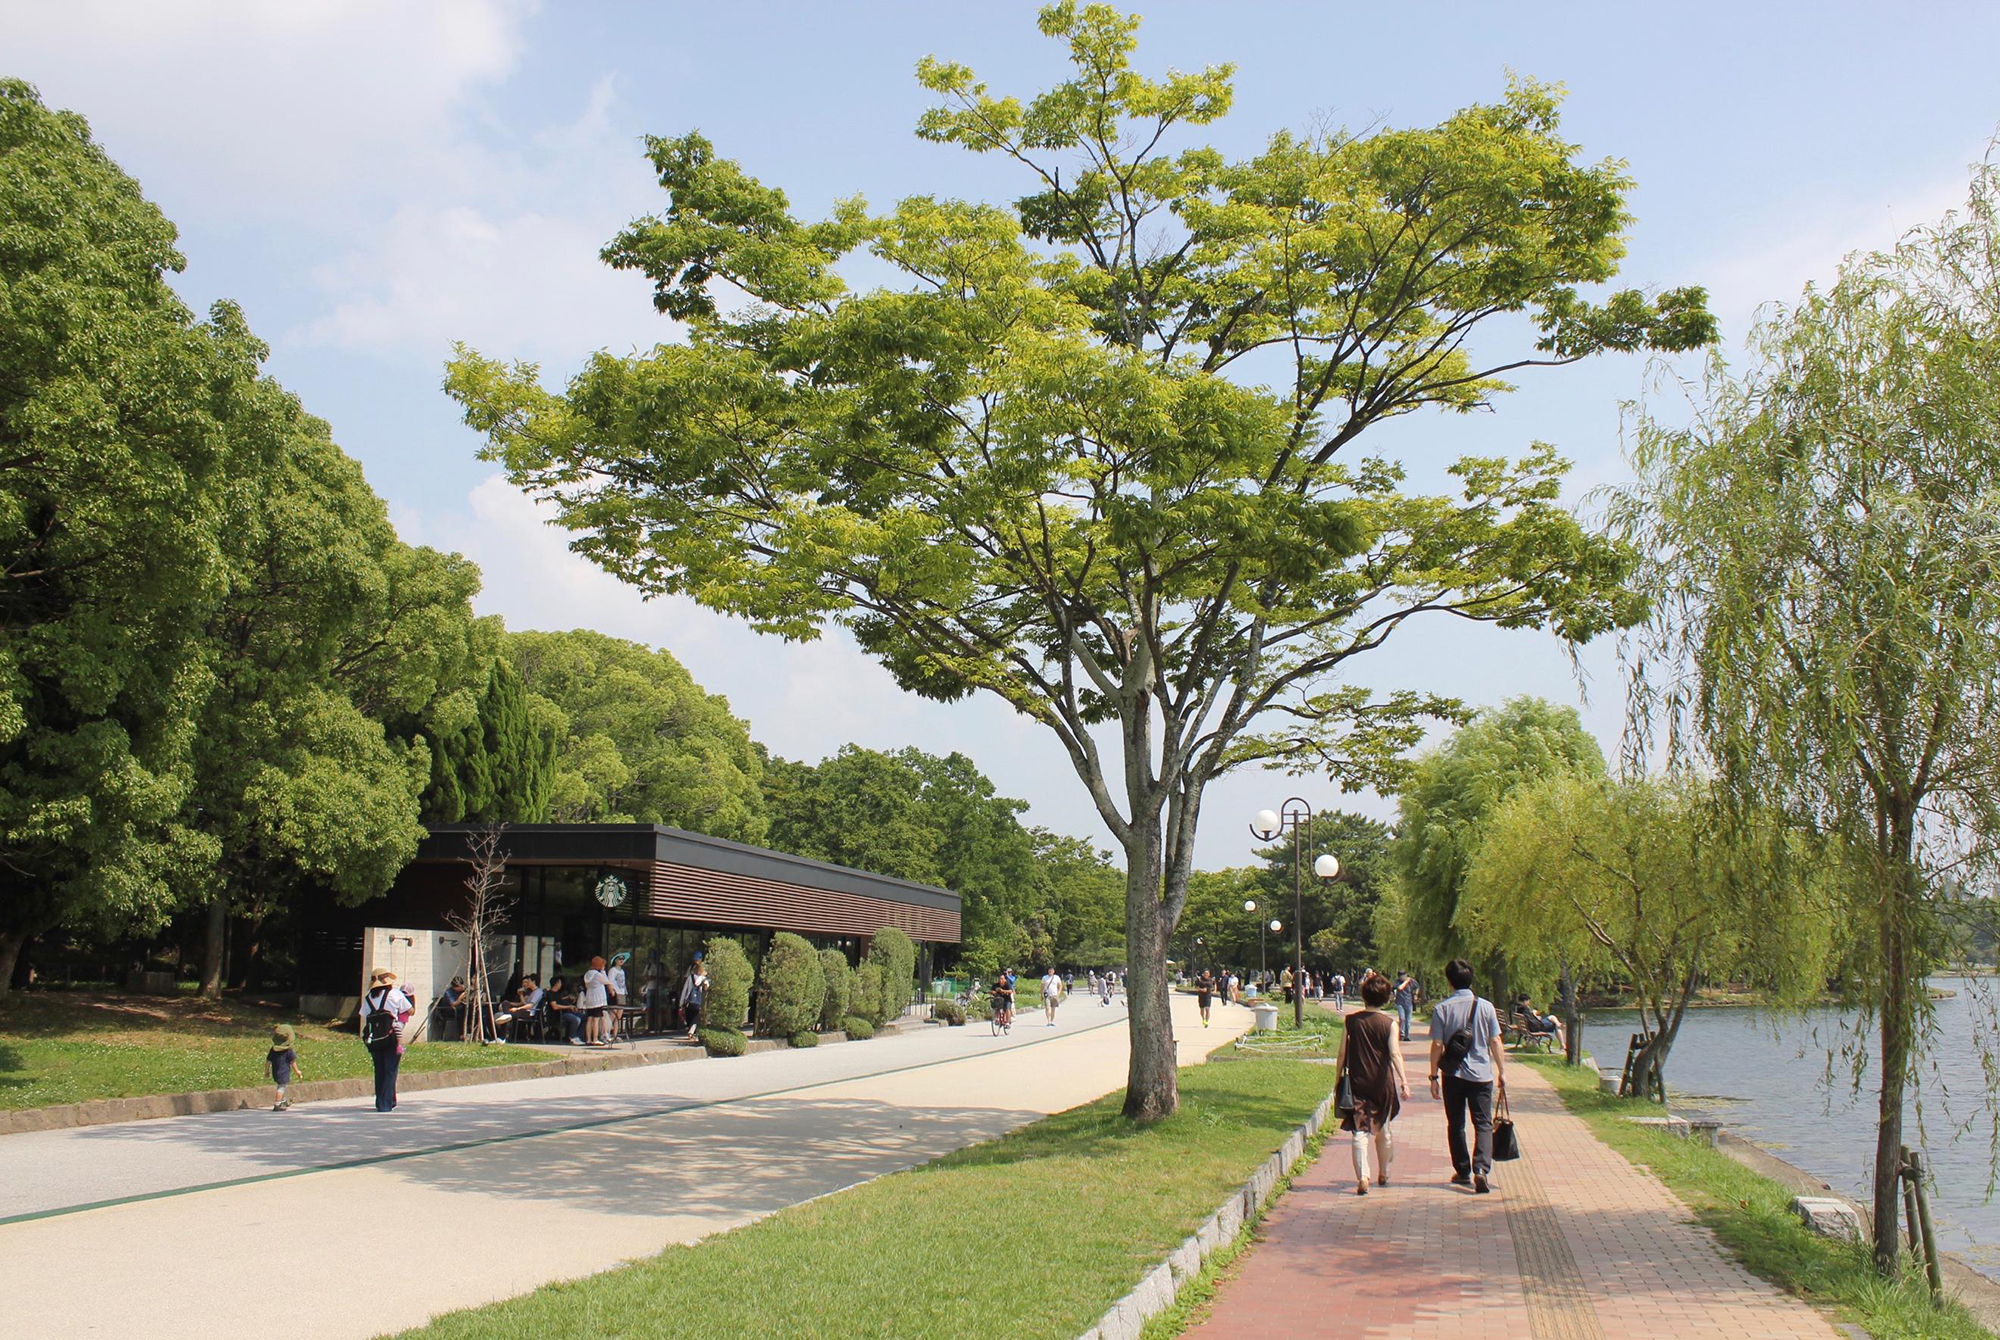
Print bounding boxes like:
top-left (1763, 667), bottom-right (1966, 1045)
top-left (696, 928), bottom-right (916, 1057)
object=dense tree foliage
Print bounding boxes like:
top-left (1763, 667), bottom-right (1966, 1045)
top-left (187, 351), bottom-right (487, 994)
top-left (1178, 811), bottom-right (1392, 979)
top-left (507, 628), bottom-right (765, 842)
top-left (1376, 697), bottom-right (1605, 998)
top-left (1611, 155), bottom-right (2000, 1271)
top-left (415, 651), bottom-right (559, 826)
top-left (448, 5), bottom-right (1709, 1117)
top-left (1459, 772), bottom-right (1831, 1089)
top-left (0, 81), bottom-right (237, 982)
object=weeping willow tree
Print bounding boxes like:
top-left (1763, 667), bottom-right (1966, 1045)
top-left (1611, 155), bottom-right (2000, 1273)
top-left (1459, 771), bottom-right (1836, 1099)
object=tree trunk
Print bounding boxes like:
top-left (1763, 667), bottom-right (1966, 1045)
top-left (1558, 960), bottom-right (1582, 1066)
top-left (0, 930), bottom-right (23, 995)
top-left (1872, 876), bottom-right (1913, 1274)
top-left (198, 898), bottom-right (227, 1000)
top-left (1121, 816), bottom-right (1178, 1122)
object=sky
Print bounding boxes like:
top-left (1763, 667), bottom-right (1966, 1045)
top-left (10, 0), bottom-right (1998, 870)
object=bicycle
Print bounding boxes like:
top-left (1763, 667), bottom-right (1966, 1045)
top-left (990, 993), bottom-right (1014, 1035)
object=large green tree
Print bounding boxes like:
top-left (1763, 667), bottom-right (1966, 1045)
top-left (446, 6), bottom-right (1710, 1116)
top-left (416, 649), bottom-right (560, 825)
top-left (1378, 696), bottom-right (1605, 1000)
top-left (1459, 772), bottom-right (1832, 1085)
top-left (765, 743), bottom-right (1038, 971)
top-left (187, 354), bottom-right (488, 995)
top-left (506, 628), bottom-right (765, 842)
top-left (0, 81), bottom-right (236, 988)
top-left (1611, 155), bottom-right (2000, 1272)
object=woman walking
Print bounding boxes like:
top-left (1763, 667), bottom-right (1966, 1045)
top-left (1336, 971), bottom-right (1409, 1194)
top-left (358, 968), bottom-right (413, 1112)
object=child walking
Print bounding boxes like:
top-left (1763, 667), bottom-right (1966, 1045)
top-left (267, 1024), bottom-right (303, 1111)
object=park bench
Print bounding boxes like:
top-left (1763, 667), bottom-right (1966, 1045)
top-left (1502, 1005), bottom-right (1557, 1053)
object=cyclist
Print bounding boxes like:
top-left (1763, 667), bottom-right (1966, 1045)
top-left (991, 968), bottom-right (1016, 1034)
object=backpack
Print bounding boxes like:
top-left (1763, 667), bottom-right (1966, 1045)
top-left (362, 987), bottom-right (399, 1045)
top-left (1440, 997), bottom-right (1483, 1078)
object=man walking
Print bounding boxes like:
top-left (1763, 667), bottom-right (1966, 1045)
top-left (1331, 971), bottom-right (1347, 1011)
top-left (1394, 970), bottom-right (1418, 1041)
top-left (1428, 959), bottom-right (1504, 1193)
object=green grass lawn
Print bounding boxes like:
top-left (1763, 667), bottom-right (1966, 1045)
top-left (0, 992), bottom-right (547, 1110)
top-left (396, 1050), bottom-right (1336, 1340)
top-left (1522, 1055), bottom-right (1996, 1340)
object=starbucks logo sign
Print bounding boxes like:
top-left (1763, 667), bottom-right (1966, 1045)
top-left (594, 873), bottom-right (628, 909)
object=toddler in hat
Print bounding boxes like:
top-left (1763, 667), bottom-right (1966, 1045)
top-left (267, 1024), bottom-right (304, 1111)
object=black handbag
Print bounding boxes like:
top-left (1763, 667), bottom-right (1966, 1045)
top-left (1492, 1089), bottom-right (1520, 1161)
top-left (1337, 1070), bottom-right (1355, 1115)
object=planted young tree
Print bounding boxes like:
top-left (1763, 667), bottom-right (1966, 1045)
top-left (817, 948), bottom-right (852, 1031)
top-left (447, 6), bottom-right (1711, 1117)
top-left (1612, 155), bottom-right (2000, 1271)
top-left (445, 826), bottom-right (512, 1045)
top-left (699, 936), bottom-right (754, 1048)
top-left (867, 925), bottom-right (918, 1022)
top-left (760, 931), bottom-right (827, 1042)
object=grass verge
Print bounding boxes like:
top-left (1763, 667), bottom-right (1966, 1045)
top-left (1522, 1055), bottom-right (1995, 1340)
top-left (395, 1051), bottom-right (1335, 1340)
top-left (0, 993), bottom-right (541, 1110)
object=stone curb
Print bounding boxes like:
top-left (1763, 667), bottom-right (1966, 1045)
top-left (0, 1030), bottom-right (853, 1136)
top-left (1075, 1084), bottom-right (1336, 1340)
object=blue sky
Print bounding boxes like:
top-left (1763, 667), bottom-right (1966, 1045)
top-left (10, 0), bottom-right (1997, 868)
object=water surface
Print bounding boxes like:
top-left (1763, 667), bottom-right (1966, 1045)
top-left (1583, 977), bottom-right (2000, 1278)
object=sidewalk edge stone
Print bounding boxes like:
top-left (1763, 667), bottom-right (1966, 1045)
top-left (1077, 1085), bottom-right (1335, 1340)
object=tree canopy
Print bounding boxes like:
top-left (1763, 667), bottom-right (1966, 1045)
top-left (1611, 153), bottom-right (2000, 1271)
top-left (1, 80), bottom-right (235, 972)
top-left (447, 5), bottom-right (1709, 1118)
top-left (1378, 696), bottom-right (1605, 986)
top-left (506, 628), bottom-right (766, 842)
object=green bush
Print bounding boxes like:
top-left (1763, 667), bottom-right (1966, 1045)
top-left (788, 1030), bottom-right (818, 1048)
top-left (759, 931), bottom-right (825, 1037)
top-left (851, 960), bottom-right (885, 1025)
top-left (701, 936), bottom-right (753, 1031)
top-left (699, 1027), bottom-right (747, 1057)
top-left (963, 993), bottom-right (992, 1020)
top-left (866, 926), bottom-right (917, 1022)
top-left (842, 1015), bottom-right (875, 1040)
top-left (932, 1000), bottom-right (965, 1026)
top-left (817, 949), bottom-right (851, 1032)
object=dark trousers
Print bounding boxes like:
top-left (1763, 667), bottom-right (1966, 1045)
top-left (1442, 1074), bottom-right (1495, 1176)
top-left (369, 1038), bottom-right (402, 1111)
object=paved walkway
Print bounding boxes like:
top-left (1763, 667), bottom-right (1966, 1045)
top-left (1185, 1034), bottom-right (1839, 1340)
top-left (0, 992), bottom-right (1244, 1338)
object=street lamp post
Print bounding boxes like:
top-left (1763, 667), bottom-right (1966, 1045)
top-left (1243, 899), bottom-right (1264, 983)
top-left (1251, 799), bottom-right (1343, 1028)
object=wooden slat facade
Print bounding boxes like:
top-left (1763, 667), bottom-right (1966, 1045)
top-left (644, 861), bottom-right (960, 942)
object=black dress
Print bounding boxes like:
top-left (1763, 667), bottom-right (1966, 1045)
top-left (1338, 1008), bottom-right (1402, 1133)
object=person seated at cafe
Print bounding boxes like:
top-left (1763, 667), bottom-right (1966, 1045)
top-left (439, 976), bottom-right (470, 1040)
top-left (545, 975), bottom-right (586, 1045)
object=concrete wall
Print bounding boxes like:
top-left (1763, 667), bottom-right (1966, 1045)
top-left (360, 927), bottom-right (434, 1038)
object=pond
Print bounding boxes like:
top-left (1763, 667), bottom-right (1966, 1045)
top-left (1584, 977), bottom-right (2000, 1280)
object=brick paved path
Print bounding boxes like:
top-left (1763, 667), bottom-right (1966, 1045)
top-left (1185, 1037), bottom-right (1837, 1340)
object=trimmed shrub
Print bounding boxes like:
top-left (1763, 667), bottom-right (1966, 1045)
top-left (699, 1026), bottom-right (747, 1057)
top-left (932, 999), bottom-right (965, 1026)
top-left (759, 931), bottom-right (825, 1037)
top-left (842, 1015), bottom-right (875, 1040)
top-left (788, 1029), bottom-right (818, 1048)
top-left (851, 960), bottom-right (885, 1026)
top-left (866, 926), bottom-right (917, 1022)
top-left (817, 949), bottom-right (852, 1032)
top-left (701, 935), bottom-right (753, 1031)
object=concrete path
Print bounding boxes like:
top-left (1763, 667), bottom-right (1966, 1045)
top-left (1185, 1033), bottom-right (1838, 1340)
top-left (0, 992), bottom-right (1246, 1338)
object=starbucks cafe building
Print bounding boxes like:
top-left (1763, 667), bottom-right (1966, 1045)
top-left (299, 823), bottom-right (961, 1025)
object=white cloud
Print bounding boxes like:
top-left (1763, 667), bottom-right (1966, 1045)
top-left (294, 202), bottom-right (668, 365)
top-left (6, 0), bottom-right (534, 216)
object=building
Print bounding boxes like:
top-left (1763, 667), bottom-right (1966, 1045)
top-left (300, 823), bottom-right (961, 1023)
